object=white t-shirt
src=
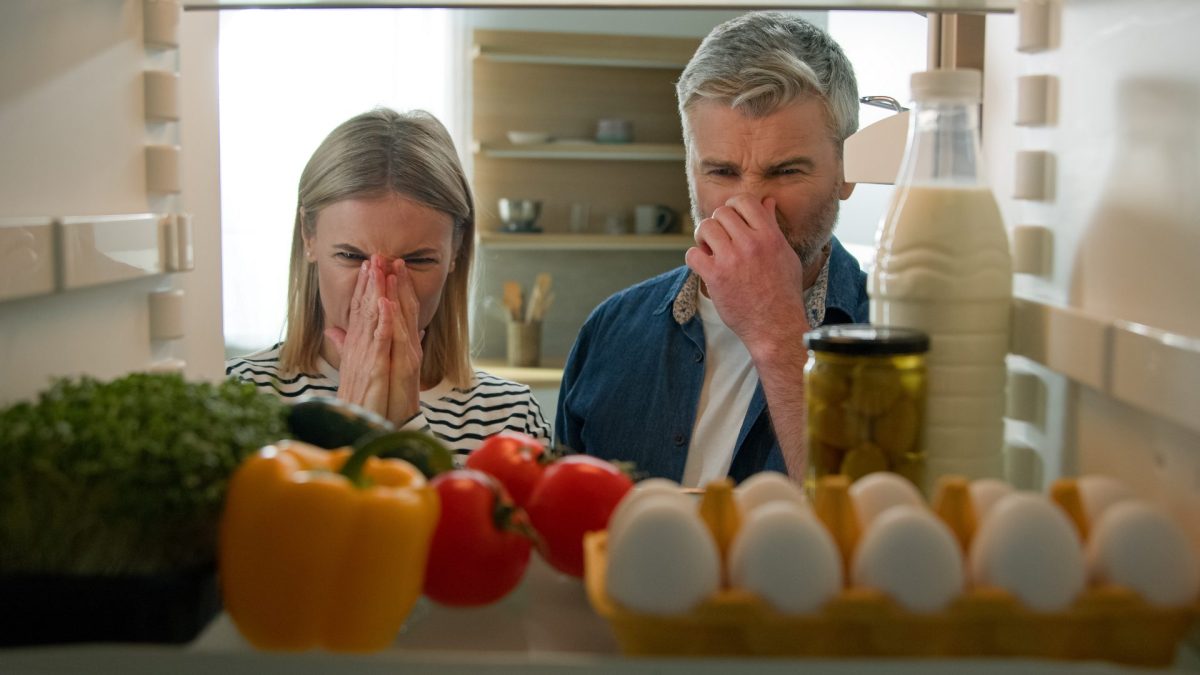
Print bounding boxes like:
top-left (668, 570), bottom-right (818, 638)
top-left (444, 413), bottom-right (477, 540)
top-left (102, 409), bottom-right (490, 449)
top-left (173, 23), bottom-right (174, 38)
top-left (680, 292), bottom-right (759, 488)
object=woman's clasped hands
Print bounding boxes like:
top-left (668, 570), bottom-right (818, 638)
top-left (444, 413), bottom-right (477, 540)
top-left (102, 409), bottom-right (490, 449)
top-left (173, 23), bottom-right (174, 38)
top-left (326, 254), bottom-right (424, 426)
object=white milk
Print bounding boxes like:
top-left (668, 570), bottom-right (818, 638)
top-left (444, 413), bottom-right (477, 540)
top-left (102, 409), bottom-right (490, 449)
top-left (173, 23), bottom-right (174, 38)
top-left (870, 184), bottom-right (1012, 489)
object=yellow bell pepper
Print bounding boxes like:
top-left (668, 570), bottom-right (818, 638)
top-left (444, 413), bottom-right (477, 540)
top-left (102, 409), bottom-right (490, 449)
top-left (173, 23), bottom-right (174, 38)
top-left (219, 437), bottom-right (439, 652)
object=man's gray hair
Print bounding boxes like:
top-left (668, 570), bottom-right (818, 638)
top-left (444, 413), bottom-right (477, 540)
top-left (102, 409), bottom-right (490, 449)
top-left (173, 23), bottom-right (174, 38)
top-left (677, 12), bottom-right (859, 147)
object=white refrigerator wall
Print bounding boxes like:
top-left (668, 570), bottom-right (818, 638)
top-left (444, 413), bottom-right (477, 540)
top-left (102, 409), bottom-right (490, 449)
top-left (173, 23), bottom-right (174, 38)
top-left (0, 1), bottom-right (222, 407)
top-left (984, 0), bottom-right (1200, 538)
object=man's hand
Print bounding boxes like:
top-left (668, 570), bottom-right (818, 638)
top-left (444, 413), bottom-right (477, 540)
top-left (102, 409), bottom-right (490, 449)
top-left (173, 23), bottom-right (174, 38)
top-left (684, 195), bottom-right (811, 357)
top-left (684, 194), bottom-right (814, 481)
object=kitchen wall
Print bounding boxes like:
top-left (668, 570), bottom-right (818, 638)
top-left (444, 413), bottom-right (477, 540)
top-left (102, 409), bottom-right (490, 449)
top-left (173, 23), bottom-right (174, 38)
top-left (463, 9), bottom-right (930, 369)
top-left (463, 9), bottom-right (824, 368)
top-left (0, 1), bottom-right (223, 406)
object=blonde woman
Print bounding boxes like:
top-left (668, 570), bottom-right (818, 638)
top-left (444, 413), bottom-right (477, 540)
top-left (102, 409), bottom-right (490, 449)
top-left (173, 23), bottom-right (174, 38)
top-left (227, 108), bottom-right (551, 456)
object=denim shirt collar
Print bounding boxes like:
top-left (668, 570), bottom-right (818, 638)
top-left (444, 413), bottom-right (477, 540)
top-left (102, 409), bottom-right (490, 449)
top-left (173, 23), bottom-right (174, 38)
top-left (823, 237), bottom-right (866, 323)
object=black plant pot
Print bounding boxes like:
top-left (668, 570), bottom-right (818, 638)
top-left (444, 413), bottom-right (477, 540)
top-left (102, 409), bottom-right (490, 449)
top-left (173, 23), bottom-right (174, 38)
top-left (0, 563), bottom-right (221, 646)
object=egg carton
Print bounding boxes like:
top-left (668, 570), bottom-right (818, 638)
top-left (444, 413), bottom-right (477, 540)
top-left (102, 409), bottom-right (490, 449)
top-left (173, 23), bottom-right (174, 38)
top-left (582, 476), bottom-right (1200, 666)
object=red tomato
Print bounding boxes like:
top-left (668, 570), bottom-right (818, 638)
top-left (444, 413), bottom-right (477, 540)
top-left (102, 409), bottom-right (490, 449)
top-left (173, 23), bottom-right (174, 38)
top-left (525, 455), bottom-right (634, 578)
top-left (423, 470), bottom-right (533, 607)
top-left (465, 431), bottom-right (547, 508)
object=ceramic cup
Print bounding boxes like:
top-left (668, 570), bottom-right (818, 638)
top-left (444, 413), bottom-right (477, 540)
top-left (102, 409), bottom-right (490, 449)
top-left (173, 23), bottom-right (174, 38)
top-left (634, 204), bottom-right (677, 235)
top-left (595, 118), bottom-right (632, 144)
top-left (603, 212), bottom-right (630, 235)
top-left (569, 202), bottom-right (590, 233)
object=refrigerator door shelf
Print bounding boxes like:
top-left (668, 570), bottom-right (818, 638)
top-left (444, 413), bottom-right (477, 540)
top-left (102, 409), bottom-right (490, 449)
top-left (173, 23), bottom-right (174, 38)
top-left (1012, 298), bottom-right (1200, 436)
top-left (59, 214), bottom-right (165, 290)
top-left (0, 217), bottom-right (55, 302)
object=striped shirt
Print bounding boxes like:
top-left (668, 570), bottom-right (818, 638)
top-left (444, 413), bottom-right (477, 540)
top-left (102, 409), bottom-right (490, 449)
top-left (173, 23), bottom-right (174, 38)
top-left (225, 343), bottom-right (552, 458)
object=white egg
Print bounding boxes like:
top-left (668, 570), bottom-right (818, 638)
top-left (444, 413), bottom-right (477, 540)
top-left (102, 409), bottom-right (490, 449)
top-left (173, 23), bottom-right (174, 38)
top-left (968, 492), bottom-right (1085, 612)
top-left (1086, 501), bottom-right (1200, 607)
top-left (728, 502), bottom-right (842, 613)
top-left (735, 471), bottom-right (808, 515)
top-left (849, 472), bottom-right (926, 529)
top-left (1076, 474), bottom-right (1135, 528)
top-left (605, 495), bottom-right (720, 615)
top-left (968, 478), bottom-right (1014, 522)
top-left (606, 477), bottom-right (685, 543)
top-left (851, 505), bottom-right (964, 613)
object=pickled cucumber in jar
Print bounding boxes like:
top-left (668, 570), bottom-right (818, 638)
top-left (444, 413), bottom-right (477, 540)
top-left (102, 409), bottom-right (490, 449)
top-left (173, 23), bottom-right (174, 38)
top-left (802, 325), bottom-right (929, 496)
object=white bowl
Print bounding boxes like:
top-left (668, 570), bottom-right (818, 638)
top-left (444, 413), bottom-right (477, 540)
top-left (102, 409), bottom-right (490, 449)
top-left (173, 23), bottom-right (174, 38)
top-left (507, 131), bottom-right (551, 145)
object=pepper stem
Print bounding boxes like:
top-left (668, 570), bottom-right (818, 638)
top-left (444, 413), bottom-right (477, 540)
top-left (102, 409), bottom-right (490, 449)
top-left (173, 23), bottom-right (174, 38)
top-left (339, 436), bottom-right (385, 486)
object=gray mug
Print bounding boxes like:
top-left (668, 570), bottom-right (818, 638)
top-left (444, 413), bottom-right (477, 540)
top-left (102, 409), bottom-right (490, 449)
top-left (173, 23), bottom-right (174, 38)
top-left (634, 204), bottom-right (677, 234)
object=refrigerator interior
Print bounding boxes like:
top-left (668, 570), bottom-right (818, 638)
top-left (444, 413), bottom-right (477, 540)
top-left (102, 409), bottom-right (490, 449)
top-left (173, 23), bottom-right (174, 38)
top-left (0, 0), bottom-right (1197, 553)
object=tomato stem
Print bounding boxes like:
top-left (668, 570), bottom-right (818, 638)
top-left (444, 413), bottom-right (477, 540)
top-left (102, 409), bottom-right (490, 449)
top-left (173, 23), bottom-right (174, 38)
top-left (492, 494), bottom-right (541, 545)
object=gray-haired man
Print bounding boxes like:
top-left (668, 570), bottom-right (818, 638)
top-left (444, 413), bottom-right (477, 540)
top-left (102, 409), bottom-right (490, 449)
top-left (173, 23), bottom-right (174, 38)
top-left (557, 12), bottom-right (869, 486)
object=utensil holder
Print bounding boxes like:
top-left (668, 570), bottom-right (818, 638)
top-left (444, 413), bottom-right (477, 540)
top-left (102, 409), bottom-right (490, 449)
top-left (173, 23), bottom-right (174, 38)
top-left (507, 320), bottom-right (542, 367)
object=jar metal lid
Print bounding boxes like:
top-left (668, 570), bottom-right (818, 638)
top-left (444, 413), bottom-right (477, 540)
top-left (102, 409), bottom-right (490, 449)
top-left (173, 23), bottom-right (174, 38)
top-left (803, 324), bottom-right (930, 355)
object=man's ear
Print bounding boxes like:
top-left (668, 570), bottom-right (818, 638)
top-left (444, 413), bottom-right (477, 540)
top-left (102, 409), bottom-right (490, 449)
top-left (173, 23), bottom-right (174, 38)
top-left (838, 160), bottom-right (856, 200)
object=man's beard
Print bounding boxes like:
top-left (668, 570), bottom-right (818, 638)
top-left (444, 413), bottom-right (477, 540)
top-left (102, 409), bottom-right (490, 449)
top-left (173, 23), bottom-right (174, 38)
top-left (688, 183), bottom-right (842, 269)
top-left (787, 187), bottom-right (840, 268)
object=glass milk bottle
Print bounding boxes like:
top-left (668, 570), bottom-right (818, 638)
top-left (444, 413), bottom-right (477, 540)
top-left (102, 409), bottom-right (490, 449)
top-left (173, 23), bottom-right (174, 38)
top-left (869, 69), bottom-right (1012, 493)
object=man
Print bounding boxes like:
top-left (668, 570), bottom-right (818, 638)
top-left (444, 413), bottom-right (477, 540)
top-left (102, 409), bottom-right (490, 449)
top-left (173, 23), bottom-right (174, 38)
top-left (556, 12), bottom-right (868, 485)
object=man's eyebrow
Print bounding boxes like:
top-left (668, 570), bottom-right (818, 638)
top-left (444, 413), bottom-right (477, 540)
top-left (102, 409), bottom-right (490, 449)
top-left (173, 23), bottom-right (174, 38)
top-left (698, 159), bottom-right (738, 170)
top-left (768, 156), bottom-right (816, 172)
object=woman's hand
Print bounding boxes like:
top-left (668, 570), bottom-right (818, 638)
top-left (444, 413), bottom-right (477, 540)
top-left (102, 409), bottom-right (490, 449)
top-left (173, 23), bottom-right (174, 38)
top-left (385, 258), bottom-right (423, 424)
top-left (326, 255), bottom-right (425, 426)
top-left (327, 256), bottom-right (394, 419)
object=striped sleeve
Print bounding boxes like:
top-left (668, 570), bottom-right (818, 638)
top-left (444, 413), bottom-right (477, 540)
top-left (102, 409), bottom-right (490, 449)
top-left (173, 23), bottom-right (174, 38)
top-left (225, 344), bottom-right (338, 399)
top-left (422, 370), bottom-right (553, 456)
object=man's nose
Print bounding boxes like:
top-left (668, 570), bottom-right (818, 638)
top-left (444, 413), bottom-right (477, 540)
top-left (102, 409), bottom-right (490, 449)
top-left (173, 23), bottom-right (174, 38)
top-left (741, 180), bottom-right (774, 204)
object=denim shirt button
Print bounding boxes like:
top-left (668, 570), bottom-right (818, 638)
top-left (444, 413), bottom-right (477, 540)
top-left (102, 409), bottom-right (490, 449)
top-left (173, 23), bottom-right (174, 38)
top-left (673, 433), bottom-right (685, 446)
top-left (693, 351), bottom-right (703, 363)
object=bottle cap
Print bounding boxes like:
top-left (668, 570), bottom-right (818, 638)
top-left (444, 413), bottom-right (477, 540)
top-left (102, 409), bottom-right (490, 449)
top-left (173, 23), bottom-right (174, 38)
top-left (910, 69), bottom-right (982, 102)
top-left (803, 324), bottom-right (930, 355)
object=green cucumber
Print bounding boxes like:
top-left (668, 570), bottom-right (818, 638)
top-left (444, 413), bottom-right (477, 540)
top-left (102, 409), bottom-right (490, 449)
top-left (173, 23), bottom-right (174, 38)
top-left (287, 396), bottom-right (394, 449)
top-left (353, 430), bottom-right (455, 479)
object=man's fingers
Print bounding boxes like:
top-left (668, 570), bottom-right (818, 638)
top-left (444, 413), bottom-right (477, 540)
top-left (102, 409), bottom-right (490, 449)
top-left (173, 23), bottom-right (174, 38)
top-left (684, 245), bottom-right (714, 279)
top-left (694, 216), bottom-right (733, 259)
top-left (722, 194), bottom-right (778, 232)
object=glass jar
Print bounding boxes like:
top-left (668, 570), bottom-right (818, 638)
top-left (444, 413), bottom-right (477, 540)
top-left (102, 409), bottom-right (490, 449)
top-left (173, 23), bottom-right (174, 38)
top-left (802, 324), bottom-right (930, 496)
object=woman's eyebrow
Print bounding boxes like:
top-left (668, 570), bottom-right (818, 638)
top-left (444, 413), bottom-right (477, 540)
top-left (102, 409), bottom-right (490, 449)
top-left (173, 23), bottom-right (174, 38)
top-left (333, 243), bottom-right (367, 256)
top-left (401, 248), bottom-right (440, 258)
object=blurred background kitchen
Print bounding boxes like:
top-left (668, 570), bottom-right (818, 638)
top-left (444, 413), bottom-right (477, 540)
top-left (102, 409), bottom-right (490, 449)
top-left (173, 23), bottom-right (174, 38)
top-left (216, 8), bottom-right (927, 422)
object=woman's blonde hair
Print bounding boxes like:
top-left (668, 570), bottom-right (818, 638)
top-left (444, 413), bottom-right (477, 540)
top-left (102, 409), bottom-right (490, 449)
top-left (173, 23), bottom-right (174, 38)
top-left (279, 108), bottom-right (475, 388)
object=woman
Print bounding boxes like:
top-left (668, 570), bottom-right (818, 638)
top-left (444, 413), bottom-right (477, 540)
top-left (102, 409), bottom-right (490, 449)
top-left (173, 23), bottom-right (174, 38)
top-left (227, 108), bottom-right (551, 455)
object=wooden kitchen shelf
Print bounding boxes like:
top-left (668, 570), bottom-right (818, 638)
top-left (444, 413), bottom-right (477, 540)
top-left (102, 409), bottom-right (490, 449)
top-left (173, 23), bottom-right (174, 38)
top-left (477, 141), bottom-right (685, 162)
top-left (474, 45), bottom-right (688, 70)
top-left (478, 231), bottom-right (693, 251)
top-left (471, 29), bottom-right (697, 70)
top-left (475, 358), bottom-right (565, 389)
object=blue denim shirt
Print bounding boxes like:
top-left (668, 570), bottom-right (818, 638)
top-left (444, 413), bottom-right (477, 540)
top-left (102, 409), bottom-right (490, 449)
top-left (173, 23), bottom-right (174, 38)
top-left (556, 237), bottom-right (869, 483)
